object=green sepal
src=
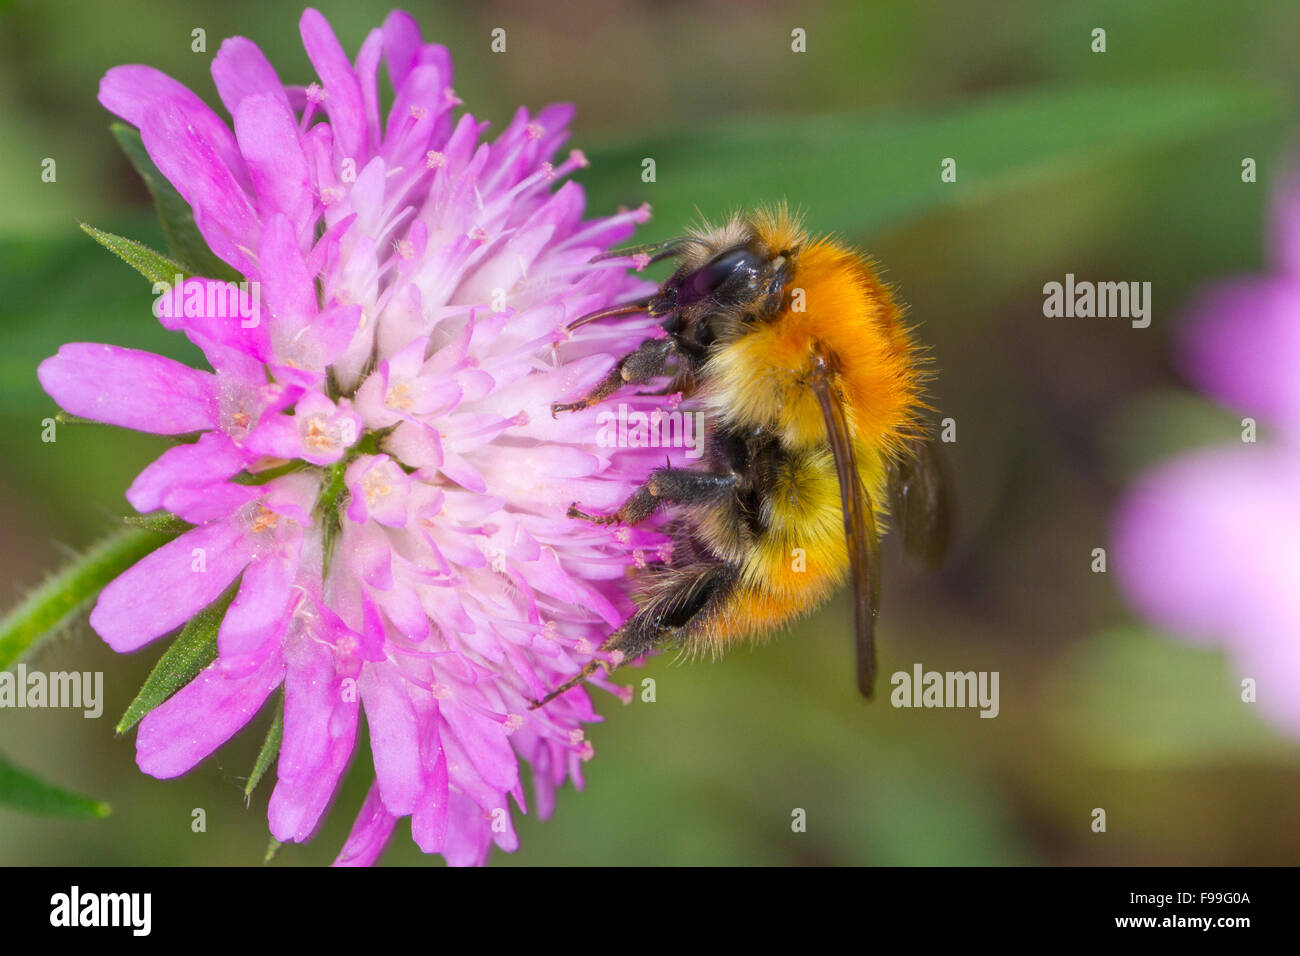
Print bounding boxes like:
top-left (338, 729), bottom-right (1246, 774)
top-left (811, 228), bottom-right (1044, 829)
top-left (78, 221), bottom-right (188, 285)
top-left (53, 412), bottom-right (100, 426)
top-left (245, 694), bottom-right (284, 801)
top-left (122, 511), bottom-right (193, 535)
top-left (115, 579), bottom-right (240, 735)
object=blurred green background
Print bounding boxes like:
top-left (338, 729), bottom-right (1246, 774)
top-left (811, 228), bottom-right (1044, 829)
top-left (2, 0), bottom-right (1299, 865)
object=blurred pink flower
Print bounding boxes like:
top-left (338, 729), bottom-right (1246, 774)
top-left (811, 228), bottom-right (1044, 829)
top-left (1113, 170), bottom-right (1300, 734)
top-left (38, 8), bottom-right (675, 864)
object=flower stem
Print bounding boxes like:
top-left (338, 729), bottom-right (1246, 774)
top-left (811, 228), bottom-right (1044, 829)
top-left (0, 525), bottom-right (172, 672)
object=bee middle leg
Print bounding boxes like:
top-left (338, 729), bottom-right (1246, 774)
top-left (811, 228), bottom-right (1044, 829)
top-left (551, 337), bottom-right (678, 415)
top-left (568, 467), bottom-right (737, 526)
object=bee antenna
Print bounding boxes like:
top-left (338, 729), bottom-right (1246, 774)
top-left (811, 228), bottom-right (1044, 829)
top-left (565, 298), bottom-right (651, 331)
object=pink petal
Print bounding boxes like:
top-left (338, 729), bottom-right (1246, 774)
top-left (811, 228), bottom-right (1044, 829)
top-left (1113, 445), bottom-right (1300, 644)
top-left (440, 696), bottom-right (517, 792)
top-left (135, 644), bottom-right (285, 778)
top-left (411, 724), bottom-right (449, 853)
top-left (141, 99), bottom-right (261, 276)
top-left (310, 304), bottom-right (363, 368)
top-left (442, 791), bottom-right (493, 867)
top-left (127, 431), bottom-right (250, 513)
top-left (258, 213), bottom-right (318, 330)
top-left (343, 520), bottom-right (393, 589)
top-left (300, 8), bottom-right (368, 161)
top-left (218, 525), bottom-right (304, 666)
top-left (358, 661), bottom-right (422, 815)
top-left (354, 29), bottom-right (384, 152)
top-left (381, 10), bottom-right (423, 90)
top-left (153, 277), bottom-right (271, 362)
top-left (90, 520), bottom-right (254, 652)
top-left (160, 481), bottom-right (260, 526)
top-left (99, 65), bottom-right (250, 192)
top-left (234, 95), bottom-right (314, 231)
top-left (38, 343), bottom-right (218, 434)
top-left (385, 63), bottom-right (447, 143)
top-left (332, 783), bottom-right (397, 866)
top-left (1179, 277), bottom-right (1300, 431)
top-left (269, 630), bottom-right (359, 842)
top-left (345, 455), bottom-right (412, 527)
top-left (211, 36), bottom-right (291, 118)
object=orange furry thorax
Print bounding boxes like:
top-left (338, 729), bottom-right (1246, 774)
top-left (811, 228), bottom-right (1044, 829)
top-left (704, 226), bottom-right (926, 463)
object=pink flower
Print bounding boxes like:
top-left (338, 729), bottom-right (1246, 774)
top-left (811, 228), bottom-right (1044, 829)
top-left (38, 8), bottom-right (675, 865)
top-left (1113, 169), bottom-right (1300, 735)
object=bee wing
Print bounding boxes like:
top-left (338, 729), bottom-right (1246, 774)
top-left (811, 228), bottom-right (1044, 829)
top-left (887, 435), bottom-right (953, 570)
top-left (811, 352), bottom-right (882, 699)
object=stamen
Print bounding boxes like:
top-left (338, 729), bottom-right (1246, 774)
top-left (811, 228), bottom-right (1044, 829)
top-left (385, 382), bottom-right (413, 410)
top-left (303, 416), bottom-right (337, 452)
top-left (250, 506), bottom-right (279, 533)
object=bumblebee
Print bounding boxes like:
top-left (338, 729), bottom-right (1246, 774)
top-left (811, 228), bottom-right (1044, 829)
top-left (533, 205), bottom-right (949, 708)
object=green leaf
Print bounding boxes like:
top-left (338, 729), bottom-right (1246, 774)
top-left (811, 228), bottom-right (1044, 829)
top-left (264, 836), bottom-right (282, 864)
top-left (79, 221), bottom-right (188, 285)
top-left (0, 526), bottom-right (171, 673)
top-left (0, 751), bottom-right (110, 819)
top-left (580, 81), bottom-right (1279, 242)
top-left (245, 695), bottom-right (283, 800)
top-left (116, 581), bottom-right (239, 735)
top-left (109, 122), bottom-right (241, 281)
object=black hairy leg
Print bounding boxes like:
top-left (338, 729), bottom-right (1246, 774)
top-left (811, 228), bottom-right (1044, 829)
top-left (528, 562), bottom-right (737, 708)
top-left (568, 466), bottom-right (738, 526)
top-left (551, 337), bottom-right (681, 415)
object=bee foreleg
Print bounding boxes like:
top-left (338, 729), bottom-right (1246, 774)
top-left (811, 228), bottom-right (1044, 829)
top-left (568, 467), bottom-right (737, 525)
top-left (551, 337), bottom-right (677, 415)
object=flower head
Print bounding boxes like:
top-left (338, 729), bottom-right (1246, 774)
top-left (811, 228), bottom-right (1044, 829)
top-left (39, 8), bottom-right (675, 864)
top-left (1113, 168), bottom-right (1300, 735)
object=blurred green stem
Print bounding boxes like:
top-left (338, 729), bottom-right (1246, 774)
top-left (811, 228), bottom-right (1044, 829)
top-left (0, 525), bottom-right (170, 672)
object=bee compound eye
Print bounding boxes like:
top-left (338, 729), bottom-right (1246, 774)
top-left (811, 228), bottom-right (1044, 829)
top-left (692, 246), bottom-right (763, 297)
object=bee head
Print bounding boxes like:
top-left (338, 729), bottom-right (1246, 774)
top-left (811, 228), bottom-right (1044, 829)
top-left (649, 235), bottom-right (796, 331)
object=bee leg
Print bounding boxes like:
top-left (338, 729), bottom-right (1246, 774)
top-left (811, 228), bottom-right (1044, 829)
top-left (551, 337), bottom-right (677, 415)
top-left (634, 367), bottom-right (695, 398)
top-left (619, 563), bottom-right (737, 658)
top-left (568, 467), bottom-right (737, 526)
top-left (529, 563), bottom-right (736, 709)
top-left (526, 623), bottom-right (629, 709)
